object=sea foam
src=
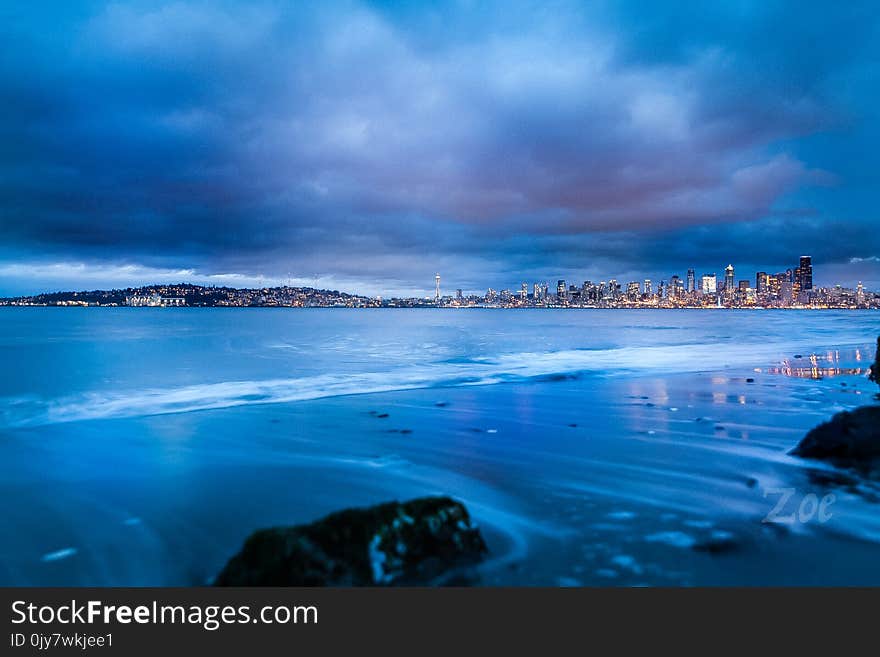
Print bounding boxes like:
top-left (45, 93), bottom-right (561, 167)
top-left (0, 339), bottom-right (863, 428)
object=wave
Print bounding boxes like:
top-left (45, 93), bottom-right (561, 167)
top-left (0, 339), bottom-right (867, 428)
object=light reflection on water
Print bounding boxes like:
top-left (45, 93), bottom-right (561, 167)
top-left (762, 348), bottom-right (869, 379)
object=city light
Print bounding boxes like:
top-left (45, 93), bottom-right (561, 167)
top-left (1, 255), bottom-right (877, 309)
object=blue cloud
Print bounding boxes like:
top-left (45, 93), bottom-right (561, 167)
top-left (0, 0), bottom-right (877, 295)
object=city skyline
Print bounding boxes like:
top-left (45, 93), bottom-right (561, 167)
top-left (0, 253), bottom-right (874, 300)
top-left (426, 255), bottom-right (825, 300)
top-left (4, 253), bottom-right (878, 309)
top-left (411, 254), bottom-right (876, 307)
top-left (2, 2), bottom-right (880, 297)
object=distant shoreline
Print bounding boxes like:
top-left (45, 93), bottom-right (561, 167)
top-left (3, 280), bottom-right (874, 309)
top-left (1, 304), bottom-right (876, 311)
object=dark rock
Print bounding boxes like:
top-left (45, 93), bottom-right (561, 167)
top-left (214, 497), bottom-right (488, 586)
top-left (568, 423), bottom-right (578, 428)
top-left (794, 354), bottom-right (803, 359)
top-left (375, 413), bottom-right (389, 419)
top-left (746, 377), bottom-right (755, 383)
top-left (399, 429), bottom-right (413, 435)
top-left (790, 406), bottom-right (880, 477)
top-left (745, 476), bottom-right (758, 489)
top-left (539, 372), bottom-right (580, 382)
top-left (692, 533), bottom-right (739, 555)
top-left (435, 402), bottom-right (449, 407)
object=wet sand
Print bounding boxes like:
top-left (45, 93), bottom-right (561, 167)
top-left (2, 346), bottom-right (878, 586)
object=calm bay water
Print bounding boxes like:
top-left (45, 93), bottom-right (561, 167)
top-left (1, 308), bottom-right (878, 585)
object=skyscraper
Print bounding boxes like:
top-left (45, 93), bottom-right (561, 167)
top-left (769, 273), bottom-right (786, 299)
top-left (724, 265), bottom-right (735, 295)
top-left (608, 279), bottom-right (620, 300)
top-left (626, 281), bottom-right (640, 300)
top-left (434, 274), bottom-right (441, 301)
top-left (798, 256), bottom-right (813, 291)
top-left (701, 273), bottom-right (717, 294)
top-left (670, 275), bottom-right (681, 299)
top-left (520, 282), bottom-right (528, 300)
top-left (557, 280), bottom-right (566, 298)
top-left (644, 279), bottom-right (652, 296)
top-left (755, 272), bottom-right (769, 293)
top-left (686, 269), bottom-right (695, 294)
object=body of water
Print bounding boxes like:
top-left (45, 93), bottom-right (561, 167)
top-left (1, 308), bottom-right (878, 585)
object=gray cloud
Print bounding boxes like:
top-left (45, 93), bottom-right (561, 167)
top-left (0, 0), bottom-right (878, 294)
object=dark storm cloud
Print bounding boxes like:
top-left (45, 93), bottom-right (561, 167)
top-left (0, 0), bottom-right (878, 295)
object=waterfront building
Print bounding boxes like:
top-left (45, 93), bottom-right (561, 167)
top-left (125, 294), bottom-right (185, 307)
top-left (780, 280), bottom-right (794, 306)
top-left (768, 273), bottom-right (787, 299)
top-left (701, 274), bottom-right (717, 294)
top-left (724, 265), bottom-right (735, 297)
top-left (626, 281), bottom-right (640, 301)
top-left (797, 256), bottom-right (813, 291)
top-left (608, 279), bottom-right (621, 301)
top-left (756, 272), bottom-right (769, 293)
top-left (686, 269), bottom-right (696, 294)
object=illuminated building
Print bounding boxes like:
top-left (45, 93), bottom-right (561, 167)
top-left (797, 256), bottom-right (813, 291)
top-left (626, 281), bottom-right (641, 300)
top-left (724, 265), bottom-right (735, 296)
top-left (755, 272), bottom-right (769, 293)
top-left (701, 273), bottom-right (716, 294)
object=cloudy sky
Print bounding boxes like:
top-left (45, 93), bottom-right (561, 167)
top-left (1, 0), bottom-right (878, 296)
